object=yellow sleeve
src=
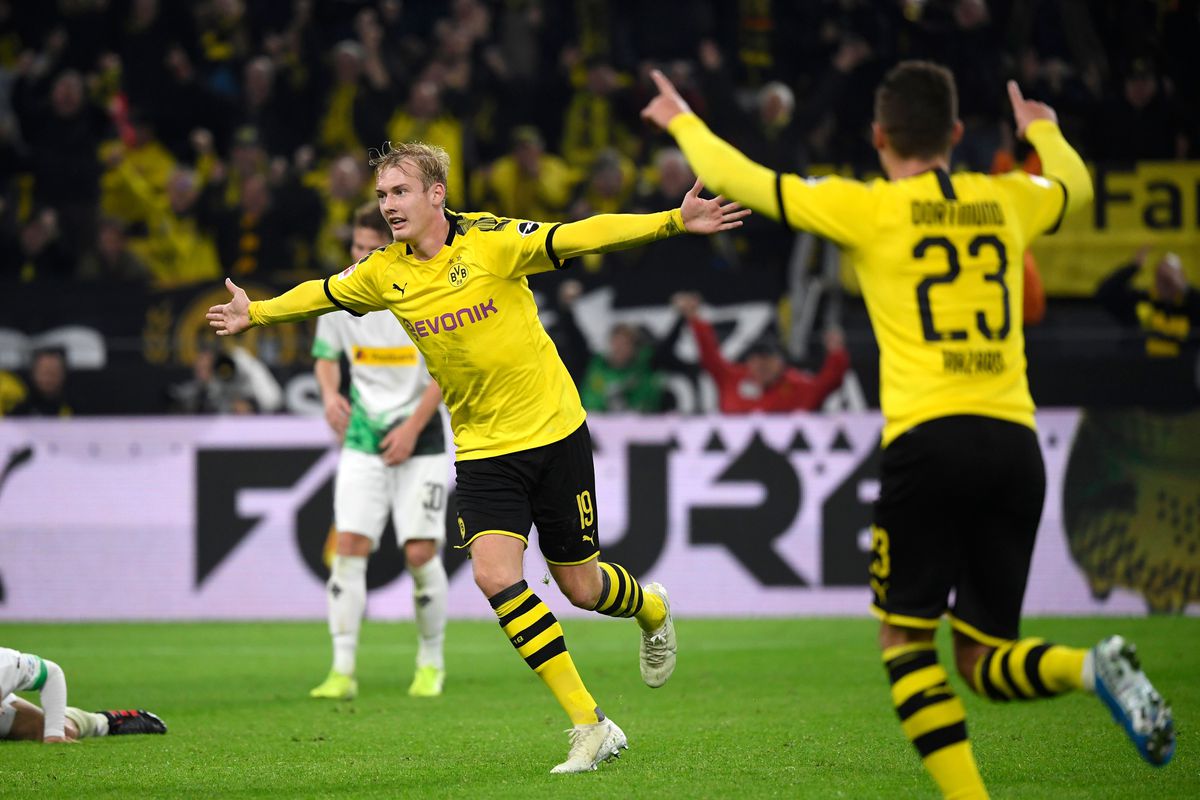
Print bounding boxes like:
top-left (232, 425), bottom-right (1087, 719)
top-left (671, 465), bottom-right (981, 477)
top-left (996, 120), bottom-right (1093, 237)
top-left (667, 113), bottom-right (872, 247)
top-left (470, 211), bottom-right (683, 279)
top-left (1028, 119), bottom-right (1093, 216)
top-left (551, 209), bottom-right (684, 259)
top-left (248, 280), bottom-right (335, 326)
top-left (249, 250), bottom-right (390, 326)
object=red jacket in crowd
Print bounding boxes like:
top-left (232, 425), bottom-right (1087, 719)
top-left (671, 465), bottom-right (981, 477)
top-left (689, 317), bottom-right (850, 413)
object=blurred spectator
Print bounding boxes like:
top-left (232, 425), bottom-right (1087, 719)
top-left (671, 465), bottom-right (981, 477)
top-left (168, 345), bottom-right (282, 414)
top-left (560, 58), bottom-right (639, 171)
top-left (78, 216), bottom-right (152, 282)
top-left (235, 55), bottom-right (302, 159)
top-left (103, 145), bottom-right (221, 285)
top-left (317, 40), bottom-right (370, 158)
top-left (554, 280), bottom-right (680, 413)
top-left (9, 347), bottom-right (74, 417)
top-left (569, 148), bottom-right (636, 219)
top-left (1097, 248), bottom-right (1200, 359)
top-left (152, 45), bottom-right (235, 159)
top-left (11, 65), bottom-right (111, 251)
top-left (215, 172), bottom-right (290, 278)
top-left (385, 80), bottom-right (467, 206)
top-left (99, 113), bottom-right (176, 228)
top-left (674, 292), bottom-right (849, 414)
top-left (312, 153), bottom-right (373, 270)
top-left (0, 208), bottom-right (71, 282)
top-left (474, 125), bottom-right (576, 221)
top-left (194, 0), bottom-right (252, 99)
top-left (1092, 58), bottom-right (1190, 161)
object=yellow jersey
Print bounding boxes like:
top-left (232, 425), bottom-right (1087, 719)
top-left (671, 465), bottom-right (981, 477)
top-left (249, 207), bottom-right (684, 459)
top-left (669, 115), bottom-right (1093, 445)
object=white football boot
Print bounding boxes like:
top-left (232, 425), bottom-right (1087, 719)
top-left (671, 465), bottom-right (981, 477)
top-left (639, 582), bottom-right (677, 688)
top-left (550, 717), bottom-right (628, 774)
top-left (1090, 635), bottom-right (1175, 766)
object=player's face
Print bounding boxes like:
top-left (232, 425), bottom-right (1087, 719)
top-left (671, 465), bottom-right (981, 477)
top-left (350, 225), bottom-right (390, 261)
top-left (376, 162), bottom-right (445, 243)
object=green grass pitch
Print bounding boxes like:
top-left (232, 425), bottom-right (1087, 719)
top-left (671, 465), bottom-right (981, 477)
top-left (2, 617), bottom-right (1196, 798)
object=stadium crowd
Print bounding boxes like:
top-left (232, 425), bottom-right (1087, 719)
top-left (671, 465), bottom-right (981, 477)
top-left (1, 0), bottom-right (1196, 287)
top-left (1, 0), bottom-right (1197, 415)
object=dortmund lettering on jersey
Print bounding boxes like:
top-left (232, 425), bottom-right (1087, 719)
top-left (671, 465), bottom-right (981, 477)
top-left (324, 209), bottom-right (583, 460)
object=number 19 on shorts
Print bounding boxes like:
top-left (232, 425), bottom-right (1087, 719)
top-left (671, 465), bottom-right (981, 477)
top-left (576, 490), bottom-right (594, 529)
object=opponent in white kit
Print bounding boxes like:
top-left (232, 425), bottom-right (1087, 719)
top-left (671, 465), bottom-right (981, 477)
top-left (1, 647), bottom-right (166, 741)
top-left (309, 202), bottom-right (452, 700)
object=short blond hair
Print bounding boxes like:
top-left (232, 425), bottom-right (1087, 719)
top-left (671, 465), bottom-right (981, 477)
top-left (368, 141), bottom-right (449, 192)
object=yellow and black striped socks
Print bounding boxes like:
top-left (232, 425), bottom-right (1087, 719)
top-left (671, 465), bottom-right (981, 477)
top-left (972, 638), bottom-right (1086, 700)
top-left (884, 643), bottom-right (987, 800)
top-left (592, 561), bottom-right (665, 632)
top-left (490, 580), bottom-right (600, 726)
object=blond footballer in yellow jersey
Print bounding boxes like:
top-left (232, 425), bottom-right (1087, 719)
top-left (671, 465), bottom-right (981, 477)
top-left (320, 210), bottom-right (601, 460)
top-left (644, 63), bottom-right (1174, 799)
top-left (208, 141), bottom-right (748, 773)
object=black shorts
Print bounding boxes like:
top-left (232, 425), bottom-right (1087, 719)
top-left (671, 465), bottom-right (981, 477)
top-left (453, 421), bottom-right (600, 566)
top-left (870, 415), bottom-right (1046, 644)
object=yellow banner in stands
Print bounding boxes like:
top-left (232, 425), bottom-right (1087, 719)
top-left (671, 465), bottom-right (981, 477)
top-left (837, 162), bottom-right (1200, 297)
top-left (1033, 162), bottom-right (1200, 296)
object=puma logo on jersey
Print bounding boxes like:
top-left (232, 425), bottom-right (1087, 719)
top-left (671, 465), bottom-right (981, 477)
top-left (392, 282), bottom-right (407, 295)
top-left (404, 299), bottom-right (498, 338)
top-left (582, 534), bottom-right (594, 545)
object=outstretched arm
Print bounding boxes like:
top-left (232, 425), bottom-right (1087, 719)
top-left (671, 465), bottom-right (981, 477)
top-left (207, 278), bottom-right (335, 336)
top-left (551, 179), bottom-right (749, 259)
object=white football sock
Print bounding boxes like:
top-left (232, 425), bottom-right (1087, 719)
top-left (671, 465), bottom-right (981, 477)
top-left (409, 554), bottom-right (447, 670)
top-left (63, 707), bottom-right (108, 737)
top-left (328, 555), bottom-right (368, 676)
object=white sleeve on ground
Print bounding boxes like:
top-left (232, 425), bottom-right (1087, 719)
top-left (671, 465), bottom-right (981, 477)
top-left (39, 660), bottom-right (67, 739)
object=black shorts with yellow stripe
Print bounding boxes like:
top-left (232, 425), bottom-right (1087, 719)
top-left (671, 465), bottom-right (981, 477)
top-left (869, 414), bottom-right (1045, 644)
top-left (454, 421), bottom-right (600, 566)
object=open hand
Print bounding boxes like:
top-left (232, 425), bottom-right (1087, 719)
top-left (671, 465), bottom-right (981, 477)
top-left (1007, 81), bottom-right (1057, 141)
top-left (679, 179), bottom-right (750, 235)
top-left (206, 278), bottom-right (251, 336)
top-left (641, 69), bottom-right (692, 130)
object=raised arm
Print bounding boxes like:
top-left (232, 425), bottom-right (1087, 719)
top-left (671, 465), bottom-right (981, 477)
top-left (551, 179), bottom-right (749, 259)
top-left (643, 70), bottom-right (782, 224)
top-left (1009, 81), bottom-right (1093, 214)
top-left (643, 69), bottom-right (870, 246)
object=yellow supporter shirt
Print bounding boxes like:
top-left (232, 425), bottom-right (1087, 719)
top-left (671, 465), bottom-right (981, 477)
top-left (249, 207), bottom-right (684, 459)
top-left (669, 115), bottom-right (1093, 445)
